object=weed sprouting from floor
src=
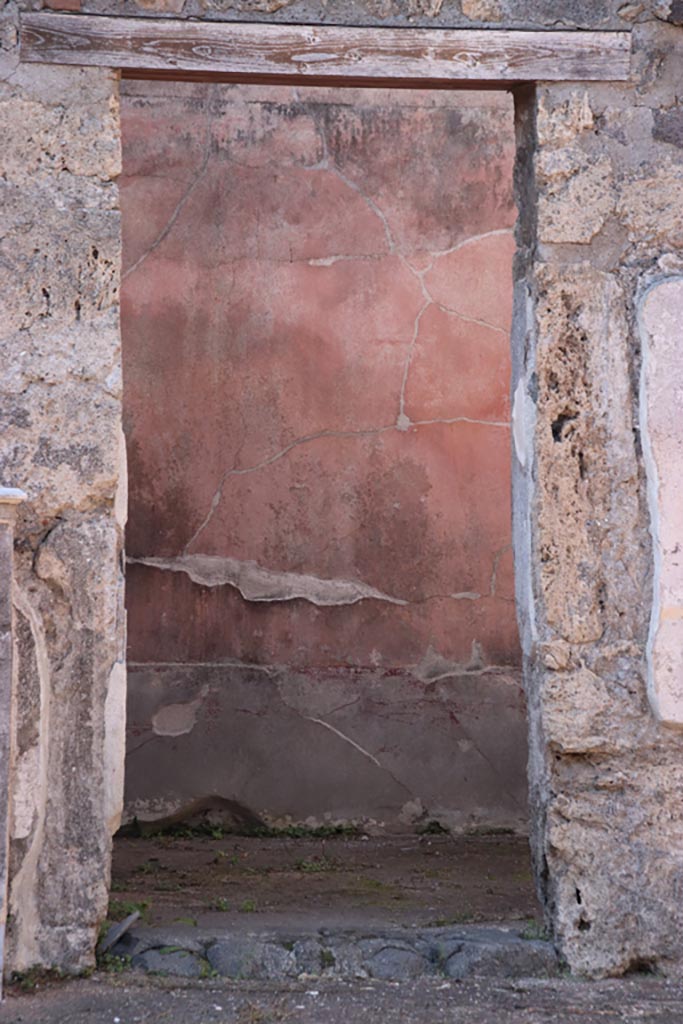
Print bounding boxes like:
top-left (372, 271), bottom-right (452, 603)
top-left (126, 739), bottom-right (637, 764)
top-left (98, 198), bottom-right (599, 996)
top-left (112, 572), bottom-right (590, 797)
top-left (8, 967), bottom-right (67, 992)
top-left (239, 898), bottom-right (257, 913)
top-left (107, 898), bottom-right (151, 922)
top-left (294, 856), bottom-right (338, 873)
top-left (213, 897), bottom-right (230, 911)
top-left (124, 819), bottom-right (362, 841)
top-left (97, 952), bottom-right (132, 974)
top-left (320, 947), bottom-right (336, 970)
top-left (429, 911), bottom-right (478, 926)
top-left (521, 919), bottom-right (551, 942)
top-left (416, 820), bottom-right (449, 836)
top-left (235, 998), bottom-right (295, 1024)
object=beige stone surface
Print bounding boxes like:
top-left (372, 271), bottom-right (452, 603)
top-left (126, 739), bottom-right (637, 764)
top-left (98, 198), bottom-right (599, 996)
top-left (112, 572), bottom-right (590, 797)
top-left (516, 24), bottom-right (683, 977)
top-left (640, 277), bottom-right (683, 726)
top-left (1, 16), bottom-right (125, 973)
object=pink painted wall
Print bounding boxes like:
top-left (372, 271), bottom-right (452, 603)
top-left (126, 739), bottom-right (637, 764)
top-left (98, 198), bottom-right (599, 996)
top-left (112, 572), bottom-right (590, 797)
top-left (120, 82), bottom-right (526, 833)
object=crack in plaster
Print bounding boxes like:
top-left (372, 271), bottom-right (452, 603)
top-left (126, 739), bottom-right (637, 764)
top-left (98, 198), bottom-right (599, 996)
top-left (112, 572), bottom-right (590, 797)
top-left (270, 677), bottom-right (415, 801)
top-left (132, 107), bottom-right (513, 577)
top-left (183, 416), bottom-right (508, 554)
top-left (127, 553), bottom-right (408, 607)
top-left (303, 717), bottom-right (382, 767)
top-left (490, 543), bottom-right (513, 599)
top-left (122, 100), bottom-right (214, 282)
top-left (308, 118), bottom-right (512, 431)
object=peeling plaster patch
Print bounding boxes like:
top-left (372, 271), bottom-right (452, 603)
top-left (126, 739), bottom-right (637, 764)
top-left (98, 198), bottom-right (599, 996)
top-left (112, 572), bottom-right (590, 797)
top-left (639, 276), bottom-right (683, 727)
top-left (399, 799), bottom-right (425, 825)
top-left (412, 644), bottom-right (493, 682)
top-left (152, 685), bottom-right (209, 737)
top-left (128, 555), bottom-right (408, 607)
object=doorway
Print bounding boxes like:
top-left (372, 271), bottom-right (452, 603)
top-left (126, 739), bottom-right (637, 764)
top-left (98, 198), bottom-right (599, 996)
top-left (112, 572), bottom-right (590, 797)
top-left (113, 78), bottom-right (536, 959)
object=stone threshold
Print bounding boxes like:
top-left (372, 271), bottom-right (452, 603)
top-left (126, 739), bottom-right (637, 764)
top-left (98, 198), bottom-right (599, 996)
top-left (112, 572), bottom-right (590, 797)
top-left (111, 922), bottom-right (558, 982)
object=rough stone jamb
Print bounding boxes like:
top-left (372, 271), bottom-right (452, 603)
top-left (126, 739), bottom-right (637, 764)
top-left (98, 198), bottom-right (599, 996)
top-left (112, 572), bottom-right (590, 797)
top-left (0, 489), bottom-right (26, 992)
top-left (1, 1), bottom-right (126, 974)
top-left (513, 19), bottom-right (683, 977)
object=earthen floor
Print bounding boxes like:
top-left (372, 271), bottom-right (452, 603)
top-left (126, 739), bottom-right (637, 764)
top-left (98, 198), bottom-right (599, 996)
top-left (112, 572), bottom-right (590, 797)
top-left (110, 832), bottom-right (538, 931)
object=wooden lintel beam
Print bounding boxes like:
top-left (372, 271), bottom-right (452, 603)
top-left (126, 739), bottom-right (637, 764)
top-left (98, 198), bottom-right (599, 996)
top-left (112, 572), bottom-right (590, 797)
top-left (20, 13), bottom-right (631, 86)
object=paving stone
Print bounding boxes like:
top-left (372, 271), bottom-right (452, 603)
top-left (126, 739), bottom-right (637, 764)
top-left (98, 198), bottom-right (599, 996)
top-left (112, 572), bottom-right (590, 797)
top-left (364, 945), bottom-right (428, 980)
top-left (122, 924), bottom-right (558, 981)
top-left (206, 937), bottom-right (297, 980)
top-left (112, 924), bottom-right (206, 958)
top-left (131, 948), bottom-right (205, 978)
top-left (444, 938), bottom-right (559, 980)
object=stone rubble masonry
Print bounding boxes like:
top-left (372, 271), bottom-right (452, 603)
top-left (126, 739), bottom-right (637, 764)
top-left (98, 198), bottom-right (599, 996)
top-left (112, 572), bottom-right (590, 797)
top-left (110, 921), bottom-right (558, 982)
top-left (1, 0), bottom-right (126, 973)
top-left (40, 0), bottom-right (676, 30)
top-left (512, 20), bottom-right (683, 977)
top-left (1, 0), bottom-right (683, 983)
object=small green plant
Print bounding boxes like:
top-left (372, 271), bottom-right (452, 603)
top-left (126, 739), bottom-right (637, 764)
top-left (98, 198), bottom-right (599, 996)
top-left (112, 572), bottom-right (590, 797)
top-left (521, 919), bottom-right (551, 942)
top-left (213, 897), bottom-right (230, 912)
top-left (97, 952), bottom-right (131, 974)
top-left (239, 898), bottom-right (257, 913)
top-left (294, 856), bottom-right (336, 873)
top-left (213, 850), bottom-right (240, 866)
top-left (250, 823), bottom-right (360, 839)
top-left (236, 999), bottom-right (292, 1024)
top-left (200, 959), bottom-right (220, 980)
top-left (107, 898), bottom-right (150, 922)
top-left (320, 948), bottom-right (335, 970)
top-left (354, 875), bottom-right (384, 891)
top-left (9, 967), bottom-right (66, 992)
top-left (416, 819), bottom-right (449, 835)
top-left (134, 859), bottom-right (160, 875)
top-left (466, 825), bottom-right (515, 837)
top-left (153, 879), bottom-right (183, 893)
top-left (429, 911), bottom-right (477, 926)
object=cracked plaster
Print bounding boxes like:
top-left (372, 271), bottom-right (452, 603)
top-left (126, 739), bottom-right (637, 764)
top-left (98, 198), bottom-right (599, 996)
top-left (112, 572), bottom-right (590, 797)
top-left (3, 0), bottom-right (683, 985)
top-left (121, 80), bottom-right (523, 839)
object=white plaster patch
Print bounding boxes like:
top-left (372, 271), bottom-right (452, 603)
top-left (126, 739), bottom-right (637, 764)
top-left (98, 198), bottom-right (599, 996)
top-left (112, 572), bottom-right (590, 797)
top-left (103, 661), bottom-right (126, 835)
top-left (128, 554), bottom-right (408, 607)
top-left (512, 378), bottom-right (530, 467)
top-left (114, 419), bottom-right (128, 531)
top-left (10, 746), bottom-right (39, 841)
top-left (152, 685), bottom-right (208, 737)
top-left (639, 276), bottom-right (683, 727)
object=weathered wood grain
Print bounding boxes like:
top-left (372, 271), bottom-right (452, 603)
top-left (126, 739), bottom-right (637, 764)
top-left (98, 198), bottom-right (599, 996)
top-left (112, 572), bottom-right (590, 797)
top-left (20, 13), bottom-right (631, 85)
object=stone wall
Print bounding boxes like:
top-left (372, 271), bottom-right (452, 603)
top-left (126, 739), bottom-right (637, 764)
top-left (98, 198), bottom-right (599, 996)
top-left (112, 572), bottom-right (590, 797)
top-left (44, 0), bottom-right (638, 30)
top-left (2, 0), bottom-right (683, 981)
top-left (512, 20), bottom-right (683, 977)
top-left (1, 2), bottom-right (125, 972)
top-left (120, 81), bottom-right (526, 834)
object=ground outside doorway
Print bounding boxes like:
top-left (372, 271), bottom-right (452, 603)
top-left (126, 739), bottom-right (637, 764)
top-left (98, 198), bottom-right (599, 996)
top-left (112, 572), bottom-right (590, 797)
top-left (99, 829), bottom-right (555, 982)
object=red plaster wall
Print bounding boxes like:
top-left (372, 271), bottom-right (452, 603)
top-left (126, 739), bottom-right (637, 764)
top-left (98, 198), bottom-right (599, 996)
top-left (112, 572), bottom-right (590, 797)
top-left (120, 82), bottom-right (525, 832)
